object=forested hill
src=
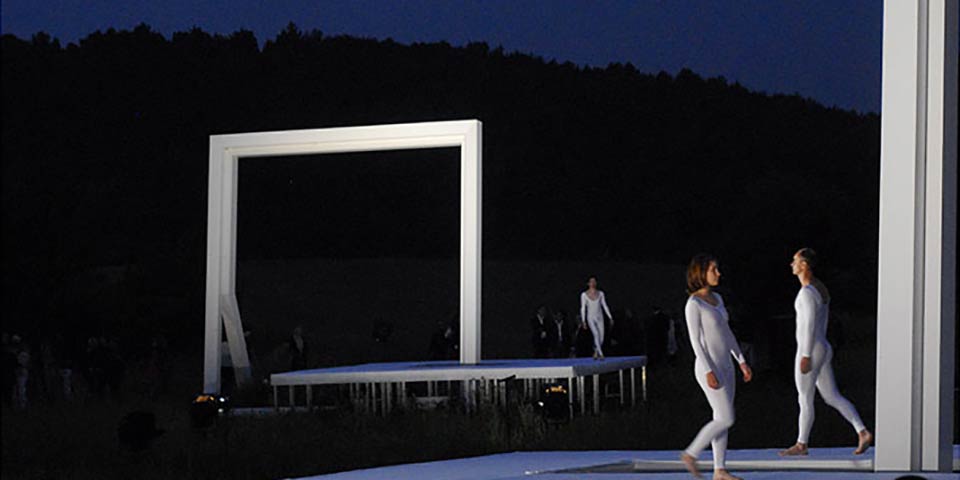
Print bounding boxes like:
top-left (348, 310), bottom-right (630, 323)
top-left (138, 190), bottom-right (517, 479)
top-left (2, 24), bottom-right (880, 333)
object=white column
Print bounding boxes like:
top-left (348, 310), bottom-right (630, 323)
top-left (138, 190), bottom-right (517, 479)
top-left (460, 121), bottom-right (483, 364)
top-left (203, 140), bottom-right (226, 394)
top-left (920, 0), bottom-right (956, 471)
top-left (876, 0), bottom-right (956, 472)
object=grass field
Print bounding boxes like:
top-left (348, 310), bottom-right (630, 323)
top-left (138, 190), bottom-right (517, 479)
top-left (2, 337), bottom-right (880, 480)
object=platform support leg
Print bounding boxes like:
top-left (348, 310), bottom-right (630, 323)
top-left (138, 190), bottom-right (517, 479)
top-left (578, 376), bottom-right (585, 415)
top-left (273, 385), bottom-right (278, 411)
top-left (592, 374), bottom-right (600, 415)
top-left (368, 382), bottom-right (375, 414)
top-left (619, 370), bottom-right (625, 406)
top-left (384, 383), bottom-right (391, 414)
top-left (630, 368), bottom-right (637, 407)
top-left (306, 385), bottom-right (313, 410)
top-left (289, 385), bottom-right (295, 408)
top-left (642, 366), bottom-right (647, 403)
top-left (568, 376), bottom-right (574, 419)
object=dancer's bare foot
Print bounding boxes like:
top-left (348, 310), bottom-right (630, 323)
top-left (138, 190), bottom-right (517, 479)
top-left (592, 351), bottom-right (599, 360)
top-left (680, 452), bottom-right (701, 478)
top-left (854, 429), bottom-right (873, 455)
top-left (713, 469), bottom-right (743, 480)
top-left (779, 442), bottom-right (808, 456)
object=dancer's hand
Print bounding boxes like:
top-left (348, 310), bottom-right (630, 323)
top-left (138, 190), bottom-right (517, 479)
top-left (800, 356), bottom-right (812, 374)
top-left (706, 371), bottom-right (720, 389)
top-left (739, 362), bottom-right (753, 383)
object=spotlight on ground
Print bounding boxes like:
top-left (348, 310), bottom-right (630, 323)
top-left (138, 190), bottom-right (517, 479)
top-left (538, 383), bottom-right (569, 424)
top-left (190, 394), bottom-right (229, 429)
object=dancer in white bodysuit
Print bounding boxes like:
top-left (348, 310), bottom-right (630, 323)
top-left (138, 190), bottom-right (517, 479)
top-left (680, 254), bottom-right (752, 480)
top-left (580, 276), bottom-right (613, 360)
top-left (780, 248), bottom-right (873, 457)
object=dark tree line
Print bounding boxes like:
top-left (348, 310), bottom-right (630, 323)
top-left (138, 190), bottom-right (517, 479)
top-left (1, 24), bottom-right (880, 343)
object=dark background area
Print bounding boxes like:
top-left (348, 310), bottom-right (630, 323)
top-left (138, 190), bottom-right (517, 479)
top-left (1, 24), bottom-right (881, 354)
top-left (238, 150), bottom-right (461, 261)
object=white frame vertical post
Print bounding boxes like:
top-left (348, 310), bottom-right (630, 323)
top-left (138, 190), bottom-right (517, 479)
top-left (876, 0), bottom-right (956, 472)
top-left (203, 120), bottom-right (483, 394)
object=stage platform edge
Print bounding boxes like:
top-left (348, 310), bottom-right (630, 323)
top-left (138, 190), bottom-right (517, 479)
top-left (269, 356), bottom-right (647, 415)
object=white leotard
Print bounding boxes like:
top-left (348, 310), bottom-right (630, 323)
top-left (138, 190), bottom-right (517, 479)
top-left (793, 284), bottom-right (865, 443)
top-left (683, 293), bottom-right (745, 472)
top-left (580, 291), bottom-right (611, 324)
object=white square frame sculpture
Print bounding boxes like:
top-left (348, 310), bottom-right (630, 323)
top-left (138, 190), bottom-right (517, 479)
top-left (204, 120), bottom-right (482, 394)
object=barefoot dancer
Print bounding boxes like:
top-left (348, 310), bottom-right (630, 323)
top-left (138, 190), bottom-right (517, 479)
top-left (580, 276), bottom-right (614, 360)
top-left (679, 254), bottom-right (753, 480)
top-left (780, 248), bottom-right (872, 457)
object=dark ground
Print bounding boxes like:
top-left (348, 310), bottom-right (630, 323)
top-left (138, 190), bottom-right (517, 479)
top-left (2, 258), bottom-right (881, 479)
top-left (0, 336), bottom-right (877, 480)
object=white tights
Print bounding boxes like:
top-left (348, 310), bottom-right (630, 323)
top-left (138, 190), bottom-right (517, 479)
top-left (685, 367), bottom-right (735, 472)
top-left (587, 316), bottom-right (604, 356)
top-left (795, 343), bottom-right (865, 444)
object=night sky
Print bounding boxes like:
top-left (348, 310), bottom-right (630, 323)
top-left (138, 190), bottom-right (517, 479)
top-left (1, 0), bottom-right (882, 113)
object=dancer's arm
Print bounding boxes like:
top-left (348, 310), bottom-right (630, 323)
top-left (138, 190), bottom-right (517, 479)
top-left (797, 288), bottom-right (816, 367)
top-left (600, 292), bottom-right (613, 324)
top-left (728, 334), bottom-right (746, 365)
top-left (580, 293), bottom-right (587, 326)
top-left (684, 299), bottom-right (717, 376)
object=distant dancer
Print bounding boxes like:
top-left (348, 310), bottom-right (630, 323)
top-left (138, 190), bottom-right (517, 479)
top-left (580, 276), bottom-right (614, 360)
top-left (780, 248), bottom-right (872, 457)
top-left (680, 254), bottom-right (752, 480)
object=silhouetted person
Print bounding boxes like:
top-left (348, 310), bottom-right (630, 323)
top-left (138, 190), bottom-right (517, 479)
top-left (647, 306), bottom-right (670, 365)
top-left (620, 308), bottom-right (644, 356)
top-left (54, 333), bottom-right (77, 402)
top-left (530, 305), bottom-right (550, 358)
top-left (428, 322), bottom-right (457, 360)
top-left (289, 326), bottom-right (308, 371)
top-left (666, 314), bottom-right (680, 365)
top-left (572, 314), bottom-right (595, 358)
top-left (548, 310), bottom-right (570, 358)
top-left (12, 336), bottom-right (30, 409)
top-left (101, 337), bottom-right (125, 399)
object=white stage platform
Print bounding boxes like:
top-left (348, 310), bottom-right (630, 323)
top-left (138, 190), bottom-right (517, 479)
top-left (270, 356), bottom-right (647, 415)
top-left (292, 446), bottom-right (960, 480)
